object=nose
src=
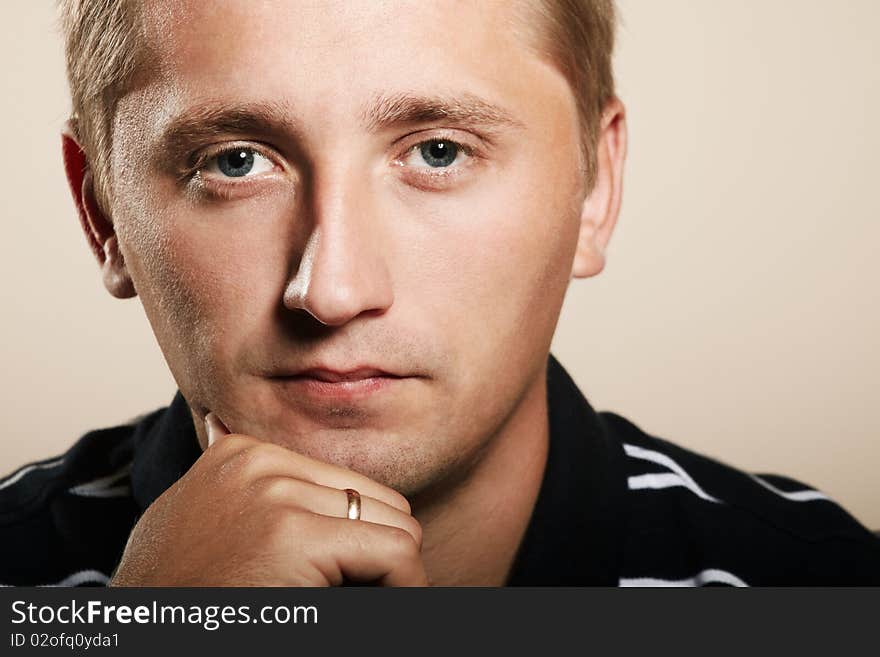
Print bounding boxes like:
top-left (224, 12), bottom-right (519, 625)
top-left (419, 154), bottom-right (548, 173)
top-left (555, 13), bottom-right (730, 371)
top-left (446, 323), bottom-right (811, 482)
top-left (282, 165), bottom-right (393, 326)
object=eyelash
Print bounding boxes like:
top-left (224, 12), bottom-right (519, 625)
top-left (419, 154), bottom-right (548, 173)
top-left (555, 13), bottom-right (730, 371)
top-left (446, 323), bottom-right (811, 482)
top-left (185, 142), bottom-right (280, 198)
top-left (185, 132), bottom-right (482, 197)
top-left (400, 143), bottom-right (482, 191)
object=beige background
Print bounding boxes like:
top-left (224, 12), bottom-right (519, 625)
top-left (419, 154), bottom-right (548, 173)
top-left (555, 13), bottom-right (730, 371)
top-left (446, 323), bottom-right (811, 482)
top-left (1, 1), bottom-right (877, 529)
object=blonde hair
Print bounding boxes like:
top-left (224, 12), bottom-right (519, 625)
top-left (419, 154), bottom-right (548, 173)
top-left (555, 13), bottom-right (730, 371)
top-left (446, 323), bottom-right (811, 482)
top-left (57, 0), bottom-right (616, 207)
top-left (521, 0), bottom-right (617, 192)
top-left (57, 0), bottom-right (145, 211)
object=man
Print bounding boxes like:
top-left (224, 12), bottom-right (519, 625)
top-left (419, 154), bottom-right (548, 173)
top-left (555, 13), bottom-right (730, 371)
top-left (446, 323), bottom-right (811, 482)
top-left (1, 0), bottom-right (878, 587)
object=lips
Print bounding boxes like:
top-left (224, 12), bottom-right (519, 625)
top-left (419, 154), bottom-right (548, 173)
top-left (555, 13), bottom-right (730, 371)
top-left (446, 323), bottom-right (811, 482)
top-left (293, 367), bottom-right (401, 383)
top-left (273, 367), bottom-right (407, 403)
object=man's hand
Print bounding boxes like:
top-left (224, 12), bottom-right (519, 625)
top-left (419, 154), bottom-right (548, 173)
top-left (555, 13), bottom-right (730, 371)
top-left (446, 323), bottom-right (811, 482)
top-left (109, 413), bottom-right (428, 586)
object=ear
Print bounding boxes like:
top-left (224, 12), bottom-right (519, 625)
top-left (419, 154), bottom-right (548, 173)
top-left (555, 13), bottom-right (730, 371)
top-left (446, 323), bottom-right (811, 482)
top-left (571, 97), bottom-right (628, 279)
top-left (61, 121), bottom-right (136, 299)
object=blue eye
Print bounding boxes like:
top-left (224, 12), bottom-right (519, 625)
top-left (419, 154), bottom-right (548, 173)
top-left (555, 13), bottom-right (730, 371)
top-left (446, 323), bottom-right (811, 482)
top-left (418, 140), bottom-right (458, 168)
top-left (218, 149), bottom-right (255, 177)
top-left (203, 147), bottom-right (275, 178)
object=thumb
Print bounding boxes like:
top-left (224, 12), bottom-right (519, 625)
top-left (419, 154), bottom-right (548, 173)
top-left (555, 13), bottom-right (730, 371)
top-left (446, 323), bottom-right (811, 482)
top-left (204, 411), bottom-right (231, 447)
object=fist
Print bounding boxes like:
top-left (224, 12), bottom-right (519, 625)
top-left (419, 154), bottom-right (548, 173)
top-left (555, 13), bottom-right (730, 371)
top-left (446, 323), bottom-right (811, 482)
top-left (109, 413), bottom-right (428, 586)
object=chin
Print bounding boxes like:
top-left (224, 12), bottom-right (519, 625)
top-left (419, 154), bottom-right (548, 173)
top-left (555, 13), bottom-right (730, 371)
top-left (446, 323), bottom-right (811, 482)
top-left (271, 425), bottom-right (464, 499)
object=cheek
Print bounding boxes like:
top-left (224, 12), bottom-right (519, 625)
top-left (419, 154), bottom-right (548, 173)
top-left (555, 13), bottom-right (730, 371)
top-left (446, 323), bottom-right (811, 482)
top-left (368, 163), bottom-right (579, 455)
top-left (414, 159), bottom-right (580, 358)
top-left (114, 182), bottom-right (296, 381)
top-left (390, 157), bottom-right (580, 450)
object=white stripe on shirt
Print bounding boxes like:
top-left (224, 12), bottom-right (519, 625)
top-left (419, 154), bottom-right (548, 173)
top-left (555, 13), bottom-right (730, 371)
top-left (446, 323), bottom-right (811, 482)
top-left (43, 569), bottom-right (111, 587)
top-left (0, 456), bottom-right (65, 491)
top-left (749, 474), bottom-right (831, 502)
top-left (628, 471), bottom-right (722, 503)
top-left (0, 569), bottom-right (111, 588)
top-left (68, 461), bottom-right (133, 498)
top-left (619, 568), bottom-right (749, 587)
top-left (623, 444), bottom-right (721, 503)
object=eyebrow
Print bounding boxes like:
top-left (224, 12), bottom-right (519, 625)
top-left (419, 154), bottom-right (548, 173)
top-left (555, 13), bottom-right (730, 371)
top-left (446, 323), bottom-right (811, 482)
top-left (359, 91), bottom-right (526, 135)
top-left (157, 91), bottom-right (525, 162)
top-left (158, 100), bottom-right (297, 165)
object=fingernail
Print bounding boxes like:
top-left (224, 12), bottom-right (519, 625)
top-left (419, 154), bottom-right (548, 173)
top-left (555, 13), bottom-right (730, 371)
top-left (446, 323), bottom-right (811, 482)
top-left (205, 412), bottom-right (217, 446)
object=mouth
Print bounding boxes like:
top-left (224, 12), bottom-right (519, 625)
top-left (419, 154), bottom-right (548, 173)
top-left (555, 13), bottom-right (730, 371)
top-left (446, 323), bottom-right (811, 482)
top-left (270, 367), bottom-right (410, 402)
top-left (283, 374), bottom-right (403, 399)
top-left (293, 367), bottom-right (402, 382)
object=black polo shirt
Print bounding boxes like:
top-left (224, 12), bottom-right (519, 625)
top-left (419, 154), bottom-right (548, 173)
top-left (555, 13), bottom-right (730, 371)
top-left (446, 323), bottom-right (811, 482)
top-left (1, 353), bottom-right (878, 586)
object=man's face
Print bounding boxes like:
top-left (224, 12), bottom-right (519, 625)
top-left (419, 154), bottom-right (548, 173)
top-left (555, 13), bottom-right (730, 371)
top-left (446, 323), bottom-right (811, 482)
top-left (108, 0), bottom-right (587, 497)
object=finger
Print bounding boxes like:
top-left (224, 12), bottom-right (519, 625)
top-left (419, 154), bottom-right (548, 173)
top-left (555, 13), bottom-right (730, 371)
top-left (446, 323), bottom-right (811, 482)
top-left (255, 476), bottom-right (422, 548)
top-left (303, 514), bottom-right (429, 587)
top-left (293, 461), bottom-right (412, 516)
top-left (205, 412), bottom-right (230, 446)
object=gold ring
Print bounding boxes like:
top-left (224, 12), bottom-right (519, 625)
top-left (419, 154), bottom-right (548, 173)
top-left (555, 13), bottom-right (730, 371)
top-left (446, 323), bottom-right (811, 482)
top-left (344, 488), bottom-right (361, 520)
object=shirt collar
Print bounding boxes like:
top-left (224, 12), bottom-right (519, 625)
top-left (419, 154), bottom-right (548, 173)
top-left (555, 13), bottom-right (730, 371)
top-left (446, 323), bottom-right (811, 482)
top-left (131, 391), bottom-right (202, 514)
top-left (505, 353), bottom-right (626, 585)
top-left (130, 352), bottom-right (625, 585)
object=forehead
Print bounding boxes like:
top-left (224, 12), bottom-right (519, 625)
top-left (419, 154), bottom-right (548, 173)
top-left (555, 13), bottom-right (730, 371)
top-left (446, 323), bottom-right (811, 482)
top-left (125, 0), bottom-right (574, 139)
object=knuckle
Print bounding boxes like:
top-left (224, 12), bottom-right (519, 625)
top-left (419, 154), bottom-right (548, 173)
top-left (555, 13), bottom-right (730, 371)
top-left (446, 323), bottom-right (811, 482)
top-left (385, 526), bottom-right (419, 559)
top-left (205, 433), bottom-right (238, 459)
top-left (405, 516), bottom-right (423, 548)
top-left (265, 505), bottom-right (308, 542)
top-left (208, 434), bottom-right (256, 467)
top-left (220, 433), bottom-right (256, 453)
top-left (251, 475), bottom-right (295, 502)
top-left (224, 443), bottom-right (270, 481)
top-left (392, 491), bottom-right (412, 515)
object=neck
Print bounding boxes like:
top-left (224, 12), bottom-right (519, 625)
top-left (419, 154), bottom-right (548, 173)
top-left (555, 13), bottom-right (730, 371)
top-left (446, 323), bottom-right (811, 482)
top-left (410, 361), bottom-right (550, 586)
